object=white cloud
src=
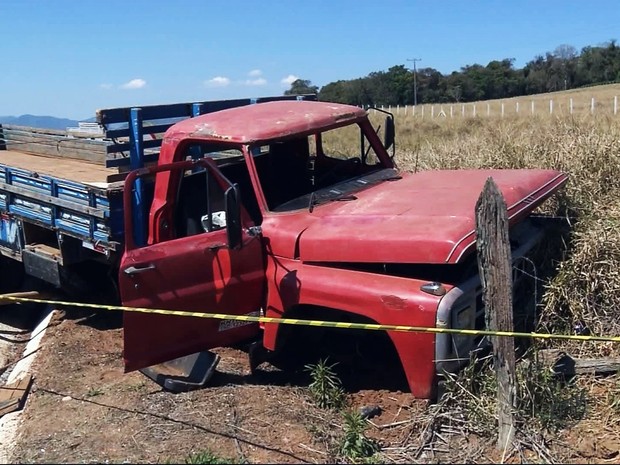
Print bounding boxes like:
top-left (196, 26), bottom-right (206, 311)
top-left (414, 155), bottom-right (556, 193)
top-left (280, 74), bottom-right (299, 86)
top-left (248, 69), bottom-right (262, 77)
top-left (120, 78), bottom-right (146, 90)
top-left (204, 76), bottom-right (231, 87)
top-left (245, 77), bottom-right (267, 86)
top-left (99, 83), bottom-right (113, 90)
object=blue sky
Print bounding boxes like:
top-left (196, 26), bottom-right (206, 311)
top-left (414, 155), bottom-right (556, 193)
top-left (2, 0), bottom-right (618, 120)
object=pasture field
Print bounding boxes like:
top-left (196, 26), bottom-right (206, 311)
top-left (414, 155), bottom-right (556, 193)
top-left (381, 82), bottom-right (620, 119)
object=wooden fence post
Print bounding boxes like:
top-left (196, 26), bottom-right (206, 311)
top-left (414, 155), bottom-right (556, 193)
top-left (475, 177), bottom-right (516, 451)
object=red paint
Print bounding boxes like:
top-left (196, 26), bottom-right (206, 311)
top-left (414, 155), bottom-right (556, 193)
top-left (159, 101), bottom-right (368, 148)
top-left (260, 256), bottom-right (441, 398)
top-left (293, 169), bottom-right (567, 264)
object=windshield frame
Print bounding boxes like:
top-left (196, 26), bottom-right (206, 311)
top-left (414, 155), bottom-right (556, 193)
top-left (244, 118), bottom-right (396, 215)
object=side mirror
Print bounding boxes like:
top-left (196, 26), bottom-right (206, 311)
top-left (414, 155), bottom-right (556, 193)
top-left (225, 183), bottom-right (243, 250)
top-left (383, 115), bottom-right (395, 152)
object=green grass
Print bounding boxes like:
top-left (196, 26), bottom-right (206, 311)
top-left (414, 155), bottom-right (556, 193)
top-left (339, 410), bottom-right (380, 461)
top-left (182, 450), bottom-right (240, 464)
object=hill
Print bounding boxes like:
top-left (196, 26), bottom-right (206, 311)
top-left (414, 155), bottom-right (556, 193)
top-left (0, 115), bottom-right (80, 130)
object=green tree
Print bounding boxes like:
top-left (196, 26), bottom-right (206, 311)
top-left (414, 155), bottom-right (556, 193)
top-left (284, 79), bottom-right (319, 96)
top-left (314, 38), bottom-right (619, 107)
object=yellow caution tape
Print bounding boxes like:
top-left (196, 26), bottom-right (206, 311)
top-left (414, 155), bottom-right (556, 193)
top-left (1, 294), bottom-right (618, 343)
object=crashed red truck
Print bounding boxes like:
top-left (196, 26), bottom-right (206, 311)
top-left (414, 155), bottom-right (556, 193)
top-left (0, 96), bottom-right (567, 399)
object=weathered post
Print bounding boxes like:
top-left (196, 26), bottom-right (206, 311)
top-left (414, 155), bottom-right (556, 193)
top-left (475, 177), bottom-right (516, 451)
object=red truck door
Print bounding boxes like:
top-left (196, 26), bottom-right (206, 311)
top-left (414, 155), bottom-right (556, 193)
top-left (118, 159), bottom-right (264, 372)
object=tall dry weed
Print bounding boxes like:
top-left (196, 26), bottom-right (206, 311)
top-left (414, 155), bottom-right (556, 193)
top-left (391, 113), bottom-right (620, 355)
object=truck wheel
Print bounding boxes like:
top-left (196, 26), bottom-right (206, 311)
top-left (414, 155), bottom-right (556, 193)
top-left (0, 256), bottom-right (25, 293)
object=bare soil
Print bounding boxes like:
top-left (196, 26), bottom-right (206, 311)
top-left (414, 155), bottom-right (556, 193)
top-left (6, 306), bottom-right (620, 464)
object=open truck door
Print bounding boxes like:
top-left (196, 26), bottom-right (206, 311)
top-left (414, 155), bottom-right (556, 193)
top-left (118, 158), bottom-right (264, 384)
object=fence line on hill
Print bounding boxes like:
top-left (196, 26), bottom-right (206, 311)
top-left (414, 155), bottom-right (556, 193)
top-left (366, 95), bottom-right (619, 119)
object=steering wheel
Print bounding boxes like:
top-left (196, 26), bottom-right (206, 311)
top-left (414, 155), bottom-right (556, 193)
top-left (316, 157), bottom-right (361, 186)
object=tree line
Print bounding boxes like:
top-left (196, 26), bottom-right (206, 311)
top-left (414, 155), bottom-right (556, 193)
top-left (286, 41), bottom-right (620, 106)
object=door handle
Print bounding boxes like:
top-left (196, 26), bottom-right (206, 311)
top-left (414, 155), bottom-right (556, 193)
top-left (206, 243), bottom-right (226, 253)
top-left (124, 264), bottom-right (156, 275)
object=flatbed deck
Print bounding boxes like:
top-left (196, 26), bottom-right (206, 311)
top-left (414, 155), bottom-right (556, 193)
top-left (0, 150), bottom-right (119, 187)
top-left (0, 149), bottom-right (125, 253)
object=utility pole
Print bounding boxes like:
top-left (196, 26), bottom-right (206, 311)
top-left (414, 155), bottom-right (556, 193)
top-left (407, 58), bottom-right (422, 106)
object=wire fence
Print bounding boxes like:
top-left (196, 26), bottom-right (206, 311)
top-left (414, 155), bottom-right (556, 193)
top-left (367, 95), bottom-right (620, 119)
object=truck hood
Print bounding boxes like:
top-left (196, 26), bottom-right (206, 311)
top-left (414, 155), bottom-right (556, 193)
top-left (287, 169), bottom-right (567, 264)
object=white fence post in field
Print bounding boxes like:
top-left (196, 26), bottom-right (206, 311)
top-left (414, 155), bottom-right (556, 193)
top-left (387, 93), bottom-right (611, 120)
top-left (614, 96), bottom-right (618, 115)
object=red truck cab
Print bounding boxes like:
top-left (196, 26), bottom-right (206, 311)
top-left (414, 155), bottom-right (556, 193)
top-left (118, 100), bottom-right (567, 398)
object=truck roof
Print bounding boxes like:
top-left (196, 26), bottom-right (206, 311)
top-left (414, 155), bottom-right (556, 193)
top-left (164, 100), bottom-right (368, 145)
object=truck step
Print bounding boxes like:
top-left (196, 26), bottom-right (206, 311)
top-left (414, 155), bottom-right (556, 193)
top-left (139, 350), bottom-right (221, 393)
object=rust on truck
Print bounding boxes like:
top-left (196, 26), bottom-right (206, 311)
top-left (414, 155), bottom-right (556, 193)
top-left (163, 101), bottom-right (368, 147)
